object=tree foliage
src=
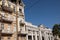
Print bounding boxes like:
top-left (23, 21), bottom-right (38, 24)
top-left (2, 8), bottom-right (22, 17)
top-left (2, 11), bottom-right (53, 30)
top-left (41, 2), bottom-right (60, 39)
top-left (52, 24), bottom-right (60, 38)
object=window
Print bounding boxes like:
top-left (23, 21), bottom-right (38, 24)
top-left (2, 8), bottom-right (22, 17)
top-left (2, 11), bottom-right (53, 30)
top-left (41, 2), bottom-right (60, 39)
top-left (28, 30), bottom-right (31, 33)
top-left (37, 31), bottom-right (39, 34)
top-left (1, 37), bottom-right (4, 40)
top-left (48, 33), bottom-right (49, 35)
top-left (37, 36), bottom-right (39, 40)
top-left (28, 36), bottom-right (32, 40)
top-left (42, 36), bottom-right (44, 40)
top-left (0, 22), bottom-right (1, 30)
top-left (2, 12), bottom-right (5, 16)
top-left (14, 25), bottom-right (16, 32)
top-left (14, 7), bottom-right (16, 12)
top-left (19, 9), bottom-right (22, 13)
top-left (8, 24), bottom-right (11, 32)
top-left (33, 30), bottom-right (35, 34)
top-left (51, 37), bottom-right (52, 40)
top-left (8, 14), bottom-right (10, 19)
top-left (14, 16), bottom-right (16, 21)
top-left (1, 23), bottom-right (4, 30)
top-left (49, 37), bottom-right (50, 40)
top-left (8, 37), bottom-right (10, 40)
top-left (33, 36), bottom-right (35, 40)
top-left (20, 23), bottom-right (24, 27)
top-left (19, 0), bottom-right (21, 4)
top-left (2, 0), bottom-right (5, 5)
top-left (14, 35), bottom-right (16, 40)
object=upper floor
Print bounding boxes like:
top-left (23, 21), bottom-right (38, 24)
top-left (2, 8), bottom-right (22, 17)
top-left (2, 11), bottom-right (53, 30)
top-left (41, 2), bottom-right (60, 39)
top-left (24, 22), bottom-right (53, 37)
top-left (0, 0), bottom-right (25, 19)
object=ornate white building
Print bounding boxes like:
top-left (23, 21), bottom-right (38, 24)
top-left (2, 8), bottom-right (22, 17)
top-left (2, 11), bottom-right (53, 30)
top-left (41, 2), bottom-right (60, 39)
top-left (0, 0), bottom-right (54, 40)
top-left (24, 22), bottom-right (54, 40)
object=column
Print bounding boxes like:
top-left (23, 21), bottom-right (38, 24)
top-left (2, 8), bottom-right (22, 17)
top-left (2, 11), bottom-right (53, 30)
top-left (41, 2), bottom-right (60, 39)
top-left (26, 34), bottom-right (28, 40)
top-left (32, 31), bottom-right (33, 40)
top-left (44, 31), bottom-right (48, 40)
top-left (35, 31), bottom-right (37, 40)
top-left (39, 31), bottom-right (42, 40)
top-left (49, 34), bottom-right (51, 40)
top-left (52, 36), bottom-right (54, 40)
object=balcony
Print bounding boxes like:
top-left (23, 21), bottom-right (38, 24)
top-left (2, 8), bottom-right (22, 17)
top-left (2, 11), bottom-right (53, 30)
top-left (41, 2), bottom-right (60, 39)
top-left (20, 13), bottom-right (24, 16)
top-left (19, 31), bottom-right (28, 35)
top-left (2, 29), bottom-right (13, 35)
top-left (18, 12), bottom-right (24, 18)
top-left (20, 20), bottom-right (25, 24)
top-left (2, 5), bottom-right (13, 13)
top-left (18, 27), bottom-right (28, 35)
top-left (28, 31), bottom-right (32, 34)
top-left (0, 14), bottom-right (13, 23)
top-left (1, 16), bottom-right (13, 23)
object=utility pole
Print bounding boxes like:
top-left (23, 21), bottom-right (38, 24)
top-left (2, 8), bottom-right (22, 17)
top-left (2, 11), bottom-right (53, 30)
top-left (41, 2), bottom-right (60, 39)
top-left (16, 0), bottom-right (19, 40)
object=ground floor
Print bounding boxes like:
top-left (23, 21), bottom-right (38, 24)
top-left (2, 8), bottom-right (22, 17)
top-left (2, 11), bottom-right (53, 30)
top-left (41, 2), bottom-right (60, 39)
top-left (0, 33), bottom-right (26, 40)
top-left (27, 35), bottom-right (39, 40)
top-left (0, 33), bottom-right (54, 40)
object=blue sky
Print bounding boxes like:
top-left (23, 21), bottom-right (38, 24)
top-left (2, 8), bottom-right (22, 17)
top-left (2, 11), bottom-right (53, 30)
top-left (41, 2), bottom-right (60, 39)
top-left (23, 0), bottom-right (60, 28)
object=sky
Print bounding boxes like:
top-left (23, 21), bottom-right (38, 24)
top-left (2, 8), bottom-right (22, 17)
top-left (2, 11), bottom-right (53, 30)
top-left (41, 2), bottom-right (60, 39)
top-left (23, 0), bottom-right (60, 28)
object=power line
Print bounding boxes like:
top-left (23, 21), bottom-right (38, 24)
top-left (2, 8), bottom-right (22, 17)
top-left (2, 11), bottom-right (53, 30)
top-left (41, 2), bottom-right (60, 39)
top-left (25, 0), bottom-right (40, 9)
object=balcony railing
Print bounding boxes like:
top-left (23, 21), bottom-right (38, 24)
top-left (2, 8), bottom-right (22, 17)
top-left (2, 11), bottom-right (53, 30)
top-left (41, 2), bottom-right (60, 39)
top-left (28, 31), bottom-right (32, 34)
top-left (20, 13), bottom-right (24, 16)
top-left (2, 29), bottom-right (13, 34)
top-left (18, 12), bottom-right (24, 17)
top-left (0, 12), bottom-right (13, 23)
top-left (0, 14), bottom-right (13, 23)
top-left (1, 16), bottom-right (13, 23)
top-left (20, 30), bottom-right (28, 35)
top-left (20, 20), bottom-right (25, 24)
top-left (18, 27), bottom-right (28, 35)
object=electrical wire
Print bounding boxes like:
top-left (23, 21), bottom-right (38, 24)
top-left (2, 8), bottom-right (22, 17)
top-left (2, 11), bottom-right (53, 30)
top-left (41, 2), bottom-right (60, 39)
top-left (24, 0), bottom-right (40, 9)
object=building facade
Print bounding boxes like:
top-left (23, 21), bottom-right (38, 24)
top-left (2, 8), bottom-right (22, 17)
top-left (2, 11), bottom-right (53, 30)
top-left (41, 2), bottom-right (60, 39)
top-left (0, 0), bottom-right (54, 40)
top-left (0, 0), bottom-right (25, 40)
top-left (25, 22), bottom-right (54, 40)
